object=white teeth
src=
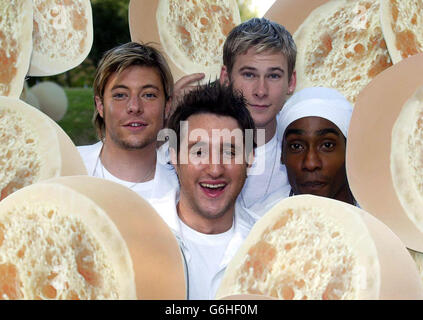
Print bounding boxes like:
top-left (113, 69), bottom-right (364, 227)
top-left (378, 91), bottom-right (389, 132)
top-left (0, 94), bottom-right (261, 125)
top-left (200, 183), bottom-right (226, 189)
top-left (129, 123), bottom-right (142, 127)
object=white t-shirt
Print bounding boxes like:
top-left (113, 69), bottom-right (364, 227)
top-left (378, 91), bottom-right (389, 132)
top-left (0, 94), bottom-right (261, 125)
top-left (149, 190), bottom-right (254, 300)
top-left (77, 141), bottom-right (179, 204)
top-left (238, 119), bottom-right (291, 220)
top-left (94, 159), bottom-right (155, 199)
top-left (179, 219), bottom-right (234, 300)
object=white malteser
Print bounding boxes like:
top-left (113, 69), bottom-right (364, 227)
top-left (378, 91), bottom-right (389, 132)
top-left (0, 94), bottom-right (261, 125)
top-left (29, 0), bottom-right (93, 76)
top-left (156, 0), bottom-right (240, 81)
top-left (380, 0), bottom-right (423, 64)
top-left (0, 98), bottom-right (58, 200)
top-left (216, 195), bottom-right (381, 300)
top-left (391, 86), bottom-right (423, 233)
top-left (294, 0), bottom-right (392, 104)
top-left (0, 0), bottom-right (33, 97)
top-left (0, 97), bottom-right (86, 200)
top-left (30, 81), bottom-right (68, 122)
top-left (0, 182), bottom-right (136, 300)
top-left (20, 82), bottom-right (40, 110)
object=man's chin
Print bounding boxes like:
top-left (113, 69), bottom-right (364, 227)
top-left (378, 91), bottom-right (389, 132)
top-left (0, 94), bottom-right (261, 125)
top-left (196, 202), bottom-right (233, 221)
top-left (248, 108), bottom-right (272, 119)
top-left (247, 113), bottom-right (277, 130)
top-left (120, 142), bottom-right (150, 150)
top-left (112, 136), bottom-right (155, 150)
top-left (296, 188), bottom-right (329, 198)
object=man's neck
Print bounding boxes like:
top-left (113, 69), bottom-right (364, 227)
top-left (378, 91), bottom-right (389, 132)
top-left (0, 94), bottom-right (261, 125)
top-left (100, 140), bottom-right (157, 183)
top-left (256, 118), bottom-right (277, 147)
top-left (176, 200), bottom-right (234, 235)
top-left (334, 184), bottom-right (355, 205)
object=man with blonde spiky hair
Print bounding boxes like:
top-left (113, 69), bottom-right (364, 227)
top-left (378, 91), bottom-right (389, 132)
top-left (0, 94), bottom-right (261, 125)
top-left (219, 17), bottom-right (297, 219)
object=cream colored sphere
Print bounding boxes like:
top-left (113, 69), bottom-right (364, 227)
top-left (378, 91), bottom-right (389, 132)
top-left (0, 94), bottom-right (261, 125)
top-left (31, 81), bottom-right (68, 121)
top-left (25, 90), bottom-right (41, 110)
top-left (20, 82), bottom-right (40, 110)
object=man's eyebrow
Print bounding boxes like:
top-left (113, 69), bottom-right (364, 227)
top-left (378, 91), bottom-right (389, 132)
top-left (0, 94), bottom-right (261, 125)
top-left (238, 66), bottom-right (257, 72)
top-left (111, 84), bottom-right (129, 91)
top-left (285, 127), bottom-right (341, 138)
top-left (315, 128), bottom-right (341, 137)
top-left (222, 142), bottom-right (236, 149)
top-left (188, 140), bottom-right (208, 149)
top-left (284, 128), bottom-right (305, 138)
top-left (238, 66), bottom-right (285, 73)
top-left (111, 84), bottom-right (160, 91)
top-left (141, 84), bottom-right (161, 90)
top-left (268, 67), bottom-right (284, 73)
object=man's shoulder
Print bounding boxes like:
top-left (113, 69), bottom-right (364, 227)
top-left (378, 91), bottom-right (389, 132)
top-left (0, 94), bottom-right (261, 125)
top-left (77, 141), bottom-right (102, 158)
top-left (235, 201), bottom-right (257, 231)
top-left (148, 189), bottom-right (180, 233)
top-left (76, 141), bottom-right (102, 174)
top-left (77, 141), bottom-right (102, 152)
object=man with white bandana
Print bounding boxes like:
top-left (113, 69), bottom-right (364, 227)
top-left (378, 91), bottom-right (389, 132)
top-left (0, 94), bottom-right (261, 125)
top-left (255, 86), bottom-right (355, 218)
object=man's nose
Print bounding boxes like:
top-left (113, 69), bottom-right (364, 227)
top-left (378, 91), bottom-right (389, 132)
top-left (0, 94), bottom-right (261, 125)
top-left (302, 148), bottom-right (322, 171)
top-left (205, 158), bottom-right (225, 178)
top-left (253, 77), bottom-right (268, 99)
top-left (127, 95), bottom-right (143, 114)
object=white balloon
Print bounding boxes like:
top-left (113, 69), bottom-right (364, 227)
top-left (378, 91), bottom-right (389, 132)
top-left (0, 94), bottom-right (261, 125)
top-left (31, 81), bottom-right (68, 121)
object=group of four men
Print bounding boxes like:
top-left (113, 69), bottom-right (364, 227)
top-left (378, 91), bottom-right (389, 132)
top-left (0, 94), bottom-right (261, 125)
top-left (77, 17), bottom-right (354, 299)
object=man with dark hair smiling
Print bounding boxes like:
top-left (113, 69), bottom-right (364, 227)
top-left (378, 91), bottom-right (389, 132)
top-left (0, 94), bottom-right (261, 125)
top-left (175, 18), bottom-right (298, 218)
top-left (151, 82), bottom-right (256, 300)
top-left (278, 87), bottom-right (356, 205)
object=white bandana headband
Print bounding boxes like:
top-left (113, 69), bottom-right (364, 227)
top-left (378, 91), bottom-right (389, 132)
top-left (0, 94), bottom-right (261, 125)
top-left (278, 87), bottom-right (353, 139)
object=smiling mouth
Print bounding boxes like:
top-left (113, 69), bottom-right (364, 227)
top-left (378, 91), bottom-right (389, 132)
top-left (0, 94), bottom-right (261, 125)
top-left (125, 122), bottom-right (147, 128)
top-left (199, 182), bottom-right (227, 198)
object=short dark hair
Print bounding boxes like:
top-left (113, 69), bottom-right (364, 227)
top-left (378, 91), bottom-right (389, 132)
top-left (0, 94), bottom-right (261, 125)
top-left (167, 82), bottom-right (256, 157)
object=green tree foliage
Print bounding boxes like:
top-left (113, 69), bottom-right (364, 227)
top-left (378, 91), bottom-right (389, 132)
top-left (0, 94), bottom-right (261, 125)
top-left (90, 0), bottom-right (131, 67)
top-left (89, 0), bottom-right (256, 65)
top-left (237, 0), bottom-right (259, 21)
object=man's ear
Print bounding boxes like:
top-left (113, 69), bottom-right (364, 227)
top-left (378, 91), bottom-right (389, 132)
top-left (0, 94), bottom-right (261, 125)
top-left (281, 144), bottom-right (286, 165)
top-left (164, 99), bottom-right (172, 123)
top-left (170, 147), bottom-right (178, 170)
top-left (219, 66), bottom-right (230, 86)
top-left (246, 149), bottom-right (255, 169)
top-left (95, 96), bottom-right (104, 118)
top-left (287, 70), bottom-right (297, 95)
